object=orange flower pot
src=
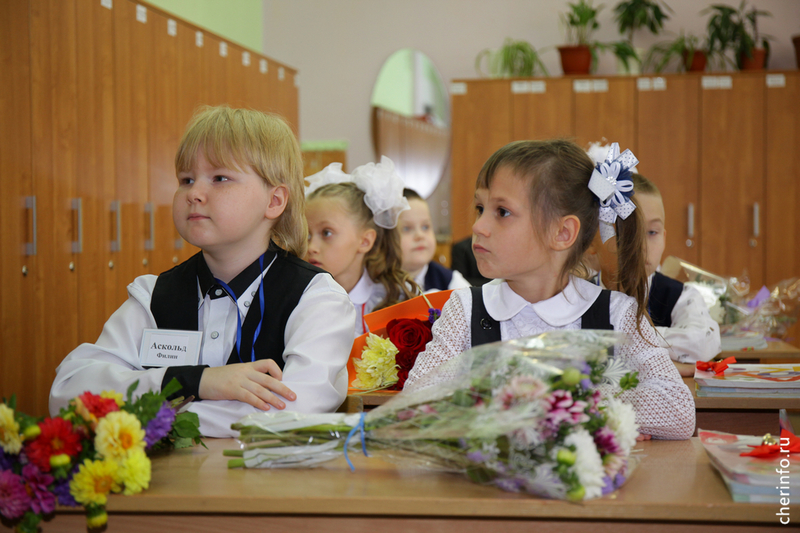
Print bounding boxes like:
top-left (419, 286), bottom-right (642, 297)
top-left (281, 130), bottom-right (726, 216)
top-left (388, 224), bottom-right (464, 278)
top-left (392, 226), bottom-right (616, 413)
top-left (739, 48), bottom-right (766, 70)
top-left (558, 45), bottom-right (592, 75)
top-left (682, 50), bottom-right (707, 72)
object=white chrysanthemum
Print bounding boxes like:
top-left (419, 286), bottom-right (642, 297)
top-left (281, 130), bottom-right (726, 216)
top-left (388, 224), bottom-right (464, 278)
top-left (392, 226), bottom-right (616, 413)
top-left (605, 398), bottom-right (639, 455)
top-left (565, 428), bottom-right (606, 500)
top-left (522, 465), bottom-right (567, 499)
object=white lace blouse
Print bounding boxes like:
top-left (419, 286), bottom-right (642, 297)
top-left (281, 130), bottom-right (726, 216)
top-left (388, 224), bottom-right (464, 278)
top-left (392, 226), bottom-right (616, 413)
top-left (406, 277), bottom-right (695, 440)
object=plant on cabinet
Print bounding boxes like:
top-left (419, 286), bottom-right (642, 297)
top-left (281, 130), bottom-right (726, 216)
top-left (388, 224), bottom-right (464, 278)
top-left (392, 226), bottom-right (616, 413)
top-left (612, 0), bottom-right (672, 73)
top-left (644, 33), bottom-right (709, 73)
top-left (558, 0), bottom-right (602, 75)
top-left (703, 1), bottom-right (772, 71)
top-left (475, 38), bottom-right (549, 78)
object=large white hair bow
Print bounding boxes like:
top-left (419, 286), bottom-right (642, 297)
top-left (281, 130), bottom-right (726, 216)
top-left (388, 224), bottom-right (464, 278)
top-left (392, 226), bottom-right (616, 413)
top-left (587, 143), bottom-right (639, 243)
top-left (304, 157), bottom-right (409, 230)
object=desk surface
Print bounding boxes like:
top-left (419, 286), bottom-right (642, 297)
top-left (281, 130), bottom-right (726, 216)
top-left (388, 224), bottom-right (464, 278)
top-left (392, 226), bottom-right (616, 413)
top-left (719, 340), bottom-right (800, 362)
top-left (89, 437), bottom-right (775, 525)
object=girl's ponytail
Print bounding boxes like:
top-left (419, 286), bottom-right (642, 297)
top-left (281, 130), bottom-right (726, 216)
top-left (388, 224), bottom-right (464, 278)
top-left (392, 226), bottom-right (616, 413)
top-left (614, 203), bottom-right (651, 335)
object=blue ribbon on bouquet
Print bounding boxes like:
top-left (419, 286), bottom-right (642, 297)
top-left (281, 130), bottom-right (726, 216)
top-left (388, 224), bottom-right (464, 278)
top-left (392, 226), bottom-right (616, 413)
top-left (587, 142), bottom-right (638, 243)
top-left (343, 412), bottom-right (369, 472)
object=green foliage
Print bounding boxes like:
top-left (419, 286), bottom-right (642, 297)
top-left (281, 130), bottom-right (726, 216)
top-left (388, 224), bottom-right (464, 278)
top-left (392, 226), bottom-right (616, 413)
top-left (643, 33), bottom-right (706, 73)
top-left (561, 0), bottom-right (603, 46)
top-left (170, 411), bottom-right (206, 449)
top-left (702, 1), bottom-right (772, 69)
top-left (475, 38), bottom-right (549, 78)
top-left (613, 0), bottom-right (672, 43)
top-left (600, 40), bottom-right (641, 71)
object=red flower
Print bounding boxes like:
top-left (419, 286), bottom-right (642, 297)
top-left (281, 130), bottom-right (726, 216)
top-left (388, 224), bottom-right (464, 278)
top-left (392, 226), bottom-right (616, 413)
top-left (26, 418), bottom-right (82, 472)
top-left (387, 318), bottom-right (432, 357)
top-left (394, 368), bottom-right (410, 390)
top-left (77, 392), bottom-right (119, 419)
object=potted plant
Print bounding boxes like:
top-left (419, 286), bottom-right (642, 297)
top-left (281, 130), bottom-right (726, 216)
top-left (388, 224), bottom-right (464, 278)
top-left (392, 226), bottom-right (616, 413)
top-left (558, 0), bottom-right (602, 75)
top-left (703, 1), bottom-right (772, 71)
top-left (613, 0), bottom-right (672, 73)
top-left (643, 33), bottom-right (708, 73)
top-left (475, 38), bottom-right (549, 78)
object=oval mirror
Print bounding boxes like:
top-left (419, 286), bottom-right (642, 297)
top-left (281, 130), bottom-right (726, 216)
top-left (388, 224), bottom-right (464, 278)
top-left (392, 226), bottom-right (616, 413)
top-left (370, 49), bottom-right (450, 199)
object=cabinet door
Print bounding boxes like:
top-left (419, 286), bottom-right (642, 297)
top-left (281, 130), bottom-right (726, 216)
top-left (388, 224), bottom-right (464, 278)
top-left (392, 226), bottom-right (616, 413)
top-left (0, 0), bottom-right (38, 413)
top-left (450, 80), bottom-right (512, 242)
top-left (764, 72), bottom-right (800, 286)
top-left (114, 0), bottom-right (151, 283)
top-left (573, 77), bottom-right (637, 152)
top-left (76, 0), bottom-right (120, 343)
top-left (636, 75), bottom-right (701, 265)
top-left (700, 74), bottom-right (764, 287)
top-left (512, 78), bottom-right (574, 141)
top-left (147, 8), bottom-right (180, 276)
top-left (30, 0), bottom-right (80, 416)
top-left (201, 32), bottom-right (229, 107)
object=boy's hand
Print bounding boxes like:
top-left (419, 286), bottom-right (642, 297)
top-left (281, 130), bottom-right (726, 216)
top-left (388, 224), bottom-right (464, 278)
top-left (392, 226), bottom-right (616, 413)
top-left (198, 359), bottom-right (297, 411)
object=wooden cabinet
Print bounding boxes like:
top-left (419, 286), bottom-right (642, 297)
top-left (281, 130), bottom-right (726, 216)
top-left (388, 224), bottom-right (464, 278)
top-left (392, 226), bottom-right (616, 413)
top-left (450, 72), bottom-right (799, 293)
top-left (0, 0), bottom-right (299, 415)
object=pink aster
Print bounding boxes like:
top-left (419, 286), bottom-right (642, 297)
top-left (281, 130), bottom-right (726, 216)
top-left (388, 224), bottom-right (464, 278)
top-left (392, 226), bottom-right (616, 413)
top-left (542, 390), bottom-right (590, 435)
top-left (0, 470), bottom-right (31, 520)
top-left (593, 426), bottom-right (622, 456)
top-left (22, 464), bottom-right (56, 515)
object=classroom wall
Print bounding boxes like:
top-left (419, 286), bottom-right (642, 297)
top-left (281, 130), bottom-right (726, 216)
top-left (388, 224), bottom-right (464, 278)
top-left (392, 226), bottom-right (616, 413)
top-left (262, 0), bottom-right (800, 171)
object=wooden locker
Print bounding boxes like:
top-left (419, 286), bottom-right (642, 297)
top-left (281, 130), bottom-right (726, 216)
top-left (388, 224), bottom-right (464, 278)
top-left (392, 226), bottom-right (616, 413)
top-left (0, 0), bottom-right (37, 413)
top-left (449, 80), bottom-right (512, 242)
top-left (201, 32), bottom-right (229, 107)
top-left (266, 60), bottom-right (299, 135)
top-left (75, 0), bottom-right (120, 344)
top-left (147, 8), bottom-right (180, 276)
top-left (29, 0), bottom-right (80, 416)
top-left (636, 74), bottom-right (701, 265)
top-left (511, 77), bottom-right (574, 141)
top-left (764, 72), bottom-right (800, 286)
top-left (700, 73), bottom-right (765, 288)
top-left (225, 43), bottom-right (249, 109)
top-left (573, 77), bottom-right (637, 153)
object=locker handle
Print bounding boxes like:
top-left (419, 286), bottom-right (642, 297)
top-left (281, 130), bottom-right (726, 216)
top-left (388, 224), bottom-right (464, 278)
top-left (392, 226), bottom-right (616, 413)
top-left (145, 202), bottom-right (155, 251)
top-left (753, 202), bottom-right (760, 238)
top-left (687, 203), bottom-right (695, 238)
top-left (71, 198), bottom-right (83, 253)
top-left (25, 196), bottom-right (37, 256)
top-left (111, 201), bottom-right (122, 252)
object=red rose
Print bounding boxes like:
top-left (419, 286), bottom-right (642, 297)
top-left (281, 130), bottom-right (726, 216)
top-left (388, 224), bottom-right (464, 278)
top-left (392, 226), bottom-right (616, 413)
top-left (396, 349), bottom-right (417, 370)
top-left (394, 368), bottom-right (409, 390)
top-left (386, 318), bottom-right (432, 356)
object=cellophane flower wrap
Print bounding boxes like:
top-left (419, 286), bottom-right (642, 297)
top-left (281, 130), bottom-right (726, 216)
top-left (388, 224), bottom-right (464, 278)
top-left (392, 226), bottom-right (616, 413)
top-left (227, 330), bottom-right (641, 501)
top-left (0, 379), bottom-right (203, 532)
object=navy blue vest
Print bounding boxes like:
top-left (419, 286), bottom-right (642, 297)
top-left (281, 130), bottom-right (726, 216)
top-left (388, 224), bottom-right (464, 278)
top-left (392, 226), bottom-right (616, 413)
top-left (150, 244), bottom-right (323, 400)
top-left (648, 272), bottom-right (684, 328)
top-left (423, 261), bottom-right (454, 291)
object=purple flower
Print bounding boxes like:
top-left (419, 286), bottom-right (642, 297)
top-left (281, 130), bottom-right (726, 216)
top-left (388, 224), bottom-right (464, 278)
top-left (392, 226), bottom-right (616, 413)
top-left (578, 362), bottom-right (592, 375)
top-left (53, 476), bottom-right (78, 508)
top-left (614, 472), bottom-right (626, 488)
top-left (0, 448), bottom-right (14, 471)
top-left (0, 470), bottom-right (31, 520)
top-left (145, 402), bottom-right (176, 448)
top-left (428, 308), bottom-right (441, 323)
top-left (580, 378), bottom-right (593, 390)
top-left (466, 450), bottom-right (487, 463)
top-left (594, 427), bottom-right (622, 456)
top-left (601, 475), bottom-right (615, 495)
top-left (542, 390), bottom-right (590, 435)
top-left (495, 477), bottom-right (524, 492)
top-left (22, 464), bottom-right (55, 515)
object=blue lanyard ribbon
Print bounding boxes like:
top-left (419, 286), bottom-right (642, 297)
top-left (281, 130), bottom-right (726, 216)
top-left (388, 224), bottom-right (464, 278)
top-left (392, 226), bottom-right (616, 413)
top-left (213, 253), bottom-right (266, 363)
top-left (343, 412), bottom-right (369, 472)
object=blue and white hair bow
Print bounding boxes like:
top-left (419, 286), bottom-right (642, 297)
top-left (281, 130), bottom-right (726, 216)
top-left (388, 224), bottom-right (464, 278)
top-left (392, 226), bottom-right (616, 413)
top-left (587, 142), bottom-right (638, 243)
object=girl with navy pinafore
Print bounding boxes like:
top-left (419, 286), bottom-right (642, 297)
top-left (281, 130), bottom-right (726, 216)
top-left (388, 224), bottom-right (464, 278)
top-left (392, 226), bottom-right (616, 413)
top-left (305, 157), bottom-right (418, 335)
top-left (50, 107), bottom-right (356, 438)
top-left (406, 140), bottom-right (695, 440)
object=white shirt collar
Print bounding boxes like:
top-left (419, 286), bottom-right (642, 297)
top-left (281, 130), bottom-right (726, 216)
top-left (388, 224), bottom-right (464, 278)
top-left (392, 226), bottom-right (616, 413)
top-left (483, 276), bottom-right (603, 327)
top-left (413, 263), bottom-right (429, 288)
top-left (349, 269), bottom-right (377, 305)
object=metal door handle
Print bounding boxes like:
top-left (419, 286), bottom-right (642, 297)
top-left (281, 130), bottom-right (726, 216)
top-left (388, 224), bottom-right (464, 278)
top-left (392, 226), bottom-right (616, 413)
top-left (145, 202), bottom-right (155, 251)
top-left (71, 198), bottom-right (83, 253)
top-left (111, 201), bottom-right (122, 252)
top-left (25, 196), bottom-right (37, 256)
top-left (687, 203), bottom-right (695, 238)
top-left (753, 202), bottom-right (760, 238)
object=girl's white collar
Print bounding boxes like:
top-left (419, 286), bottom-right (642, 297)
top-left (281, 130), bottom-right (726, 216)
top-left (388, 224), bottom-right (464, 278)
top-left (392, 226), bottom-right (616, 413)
top-left (348, 269), bottom-right (377, 305)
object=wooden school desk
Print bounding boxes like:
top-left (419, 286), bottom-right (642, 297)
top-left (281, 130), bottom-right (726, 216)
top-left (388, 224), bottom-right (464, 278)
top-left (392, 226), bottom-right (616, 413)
top-left (45, 438), bottom-right (783, 532)
top-left (719, 340), bottom-right (800, 364)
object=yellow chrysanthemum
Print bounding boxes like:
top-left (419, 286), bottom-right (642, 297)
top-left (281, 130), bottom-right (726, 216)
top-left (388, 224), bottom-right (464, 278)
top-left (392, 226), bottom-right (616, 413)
top-left (70, 458), bottom-right (122, 506)
top-left (101, 390), bottom-right (125, 407)
top-left (0, 403), bottom-right (23, 454)
top-left (94, 411), bottom-right (145, 461)
top-left (73, 397), bottom-right (98, 429)
top-left (119, 449), bottom-right (151, 495)
top-left (352, 333), bottom-right (399, 390)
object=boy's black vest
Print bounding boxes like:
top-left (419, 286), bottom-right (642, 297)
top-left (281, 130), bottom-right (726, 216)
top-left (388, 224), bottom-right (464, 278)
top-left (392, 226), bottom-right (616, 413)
top-left (648, 272), bottom-right (684, 328)
top-left (470, 286), bottom-right (612, 347)
top-left (149, 244), bottom-right (324, 400)
top-left (424, 261), bottom-right (454, 291)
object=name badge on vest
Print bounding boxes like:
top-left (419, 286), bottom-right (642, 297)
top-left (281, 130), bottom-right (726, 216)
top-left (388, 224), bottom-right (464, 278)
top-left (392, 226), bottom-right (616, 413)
top-left (139, 329), bottom-right (202, 367)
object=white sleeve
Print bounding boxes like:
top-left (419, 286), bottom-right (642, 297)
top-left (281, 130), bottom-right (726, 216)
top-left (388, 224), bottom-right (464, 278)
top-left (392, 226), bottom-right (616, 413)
top-left (406, 288), bottom-right (472, 388)
top-left (448, 269), bottom-right (473, 290)
top-left (601, 293), bottom-right (695, 440)
top-left (49, 276), bottom-right (168, 415)
top-left (656, 284), bottom-right (721, 363)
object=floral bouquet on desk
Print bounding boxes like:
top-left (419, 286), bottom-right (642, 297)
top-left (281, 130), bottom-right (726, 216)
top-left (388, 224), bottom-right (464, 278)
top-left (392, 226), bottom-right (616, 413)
top-left (349, 290), bottom-right (453, 392)
top-left (226, 330), bottom-right (641, 501)
top-left (0, 379), bottom-right (203, 532)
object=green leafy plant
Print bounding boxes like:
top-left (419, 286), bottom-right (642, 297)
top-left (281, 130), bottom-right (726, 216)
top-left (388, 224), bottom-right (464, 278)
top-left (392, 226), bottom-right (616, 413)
top-left (614, 0), bottom-right (672, 44)
top-left (703, 1), bottom-right (772, 69)
top-left (562, 0), bottom-right (603, 45)
top-left (601, 40), bottom-right (641, 71)
top-left (644, 33), bottom-right (707, 73)
top-left (475, 38), bottom-right (549, 78)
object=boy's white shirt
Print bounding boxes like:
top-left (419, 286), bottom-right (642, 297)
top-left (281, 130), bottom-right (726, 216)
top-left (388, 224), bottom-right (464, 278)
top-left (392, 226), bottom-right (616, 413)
top-left (406, 276), bottom-right (695, 440)
top-left (50, 265), bottom-right (356, 438)
top-left (414, 263), bottom-right (472, 293)
top-left (595, 272), bottom-right (721, 363)
top-left (349, 269), bottom-right (386, 335)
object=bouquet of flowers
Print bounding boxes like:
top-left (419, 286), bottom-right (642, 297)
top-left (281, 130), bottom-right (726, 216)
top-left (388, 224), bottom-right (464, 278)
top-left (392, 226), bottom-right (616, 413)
top-left (0, 380), bottom-right (203, 532)
top-left (226, 330), bottom-right (641, 501)
top-left (349, 291), bottom-right (452, 392)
